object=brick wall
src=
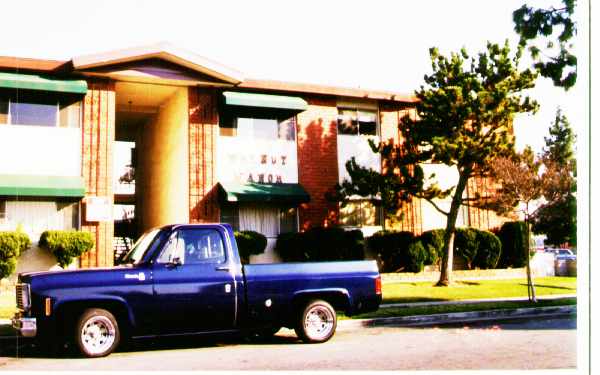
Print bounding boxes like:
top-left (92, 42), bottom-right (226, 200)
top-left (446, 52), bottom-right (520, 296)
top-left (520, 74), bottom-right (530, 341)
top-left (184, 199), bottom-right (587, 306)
top-left (296, 96), bottom-right (340, 230)
top-left (188, 87), bottom-right (220, 223)
top-left (379, 104), bottom-right (423, 234)
top-left (80, 79), bottom-right (115, 268)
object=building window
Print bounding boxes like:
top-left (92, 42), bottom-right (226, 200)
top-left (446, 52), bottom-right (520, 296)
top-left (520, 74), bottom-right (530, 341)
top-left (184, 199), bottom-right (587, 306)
top-left (220, 204), bottom-right (298, 235)
top-left (220, 115), bottom-right (296, 141)
top-left (220, 204), bottom-right (240, 231)
top-left (0, 91), bottom-right (81, 128)
top-left (339, 200), bottom-right (382, 227)
top-left (0, 199), bottom-right (79, 234)
top-left (337, 108), bottom-right (378, 136)
top-left (279, 207), bottom-right (299, 233)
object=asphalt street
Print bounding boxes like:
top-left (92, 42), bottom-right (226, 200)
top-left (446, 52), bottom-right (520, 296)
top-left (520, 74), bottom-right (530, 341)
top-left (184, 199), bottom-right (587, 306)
top-left (0, 315), bottom-right (577, 371)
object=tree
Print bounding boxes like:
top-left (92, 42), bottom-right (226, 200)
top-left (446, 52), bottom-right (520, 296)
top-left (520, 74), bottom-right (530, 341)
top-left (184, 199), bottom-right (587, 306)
top-left (531, 108), bottom-right (577, 246)
top-left (482, 143), bottom-right (574, 301)
top-left (513, 0), bottom-right (577, 89)
top-left (334, 41), bottom-right (538, 286)
top-left (483, 148), bottom-right (543, 302)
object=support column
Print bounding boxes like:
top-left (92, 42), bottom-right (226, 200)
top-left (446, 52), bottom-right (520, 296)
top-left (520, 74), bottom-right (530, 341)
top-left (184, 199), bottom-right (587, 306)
top-left (188, 88), bottom-right (220, 223)
top-left (81, 80), bottom-right (115, 268)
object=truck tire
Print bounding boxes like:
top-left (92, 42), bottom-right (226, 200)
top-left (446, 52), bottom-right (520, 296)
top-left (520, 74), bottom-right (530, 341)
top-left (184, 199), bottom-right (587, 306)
top-left (75, 308), bottom-right (120, 358)
top-left (295, 299), bottom-right (337, 343)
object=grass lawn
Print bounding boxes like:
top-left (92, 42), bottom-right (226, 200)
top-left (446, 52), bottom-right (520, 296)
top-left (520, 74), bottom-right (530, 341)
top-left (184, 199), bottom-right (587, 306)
top-left (0, 292), bottom-right (15, 320)
top-left (381, 276), bottom-right (577, 304)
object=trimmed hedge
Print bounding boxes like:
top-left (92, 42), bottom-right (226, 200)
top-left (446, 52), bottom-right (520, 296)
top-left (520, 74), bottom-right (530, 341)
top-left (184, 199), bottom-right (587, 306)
top-left (40, 230), bottom-right (94, 268)
top-left (368, 227), bottom-right (502, 273)
top-left (495, 221), bottom-right (528, 268)
top-left (419, 229), bottom-right (445, 266)
top-left (454, 228), bottom-right (502, 270)
top-left (234, 230), bottom-right (267, 264)
top-left (0, 231), bottom-right (31, 279)
top-left (275, 227), bottom-right (365, 262)
top-left (367, 231), bottom-right (425, 273)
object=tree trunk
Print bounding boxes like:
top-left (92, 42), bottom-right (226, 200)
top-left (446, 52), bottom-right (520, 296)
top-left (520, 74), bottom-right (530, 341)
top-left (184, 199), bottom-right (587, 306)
top-left (525, 218), bottom-right (537, 302)
top-left (437, 170), bottom-right (471, 286)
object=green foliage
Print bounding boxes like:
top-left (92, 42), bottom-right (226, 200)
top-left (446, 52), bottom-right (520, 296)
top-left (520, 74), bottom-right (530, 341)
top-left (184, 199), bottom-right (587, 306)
top-left (367, 231), bottom-right (416, 273)
top-left (533, 192), bottom-right (577, 247)
top-left (406, 240), bottom-right (427, 273)
top-left (496, 221), bottom-right (529, 268)
top-left (454, 228), bottom-right (479, 270)
top-left (330, 41), bottom-right (538, 284)
top-left (453, 228), bottom-right (502, 270)
top-left (474, 230), bottom-right (503, 269)
top-left (532, 108), bottom-right (577, 246)
top-left (513, 0), bottom-right (577, 89)
top-left (0, 231), bottom-right (31, 279)
top-left (275, 227), bottom-right (364, 263)
top-left (419, 229), bottom-right (445, 266)
top-left (39, 230), bottom-right (94, 269)
top-left (234, 230), bottom-right (267, 264)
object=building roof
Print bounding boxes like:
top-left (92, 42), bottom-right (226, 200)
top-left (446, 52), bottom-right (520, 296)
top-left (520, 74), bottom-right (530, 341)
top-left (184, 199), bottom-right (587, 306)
top-left (0, 43), bottom-right (415, 103)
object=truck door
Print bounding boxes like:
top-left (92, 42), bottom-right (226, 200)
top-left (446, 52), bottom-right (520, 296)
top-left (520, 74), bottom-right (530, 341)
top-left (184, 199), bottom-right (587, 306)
top-left (151, 227), bottom-right (237, 334)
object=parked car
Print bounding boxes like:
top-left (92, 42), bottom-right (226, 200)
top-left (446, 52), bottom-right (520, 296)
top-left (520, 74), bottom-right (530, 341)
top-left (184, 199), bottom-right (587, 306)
top-left (12, 223), bottom-right (382, 357)
top-left (544, 248), bottom-right (576, 260)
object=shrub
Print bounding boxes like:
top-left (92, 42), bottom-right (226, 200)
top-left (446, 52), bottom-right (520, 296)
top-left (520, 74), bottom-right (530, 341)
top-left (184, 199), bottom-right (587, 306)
top-left (454, 228), bottom-right (503, 270)
top-left (234, 230), bottom-right (267, 264)
top-left (454, 228), bottom-right (479, 269)
top-left (474, 230), bottom-right (502, 269)
top-left (274, 232), bottom-right (306, 262)
top-left (367, 231), bottom-right (415, 273)
top-left (406, 240), bottom-right (427, 273)
top-left (275, 227), bottom-right (365, 262)
top-left (496, 221), bottom-right (529, 268)
top-left (0, 231), bottom-right (31, 279)
top-left (39, 230), bottom-right (94, 268)
top-left (418, 229), bottom-right (445, 266)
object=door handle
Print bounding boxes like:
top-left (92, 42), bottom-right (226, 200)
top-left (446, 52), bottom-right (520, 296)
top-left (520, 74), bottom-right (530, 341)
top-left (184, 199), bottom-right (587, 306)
top-left (215, 266), bottom-right (230, 272)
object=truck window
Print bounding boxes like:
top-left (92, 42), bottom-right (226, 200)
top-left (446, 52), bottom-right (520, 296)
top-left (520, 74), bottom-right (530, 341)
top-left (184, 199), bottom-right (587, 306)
top-left (156, 228), bottom-right (226, 265)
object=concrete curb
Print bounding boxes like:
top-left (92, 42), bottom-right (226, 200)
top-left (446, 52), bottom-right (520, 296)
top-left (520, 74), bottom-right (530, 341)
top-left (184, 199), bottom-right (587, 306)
top-left (337, 305), bottom-right (576, 330)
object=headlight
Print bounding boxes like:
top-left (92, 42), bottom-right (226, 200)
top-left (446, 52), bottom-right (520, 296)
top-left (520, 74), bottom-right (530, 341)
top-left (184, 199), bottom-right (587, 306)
top-left (15, 283), bottom-right (31, 312)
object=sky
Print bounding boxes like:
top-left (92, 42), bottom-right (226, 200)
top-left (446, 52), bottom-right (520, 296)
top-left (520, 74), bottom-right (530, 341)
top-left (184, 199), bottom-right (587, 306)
top-left (0, 0), bottom-right (589, 156)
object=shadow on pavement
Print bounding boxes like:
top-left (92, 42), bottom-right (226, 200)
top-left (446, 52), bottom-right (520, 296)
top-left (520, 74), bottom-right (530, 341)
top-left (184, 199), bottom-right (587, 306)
top-left (0, 330), bottom-right (301, 359)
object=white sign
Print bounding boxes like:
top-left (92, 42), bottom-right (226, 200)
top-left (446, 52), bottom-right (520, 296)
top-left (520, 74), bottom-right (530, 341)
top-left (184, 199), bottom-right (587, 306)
top-left (217, 137), bottom-right (298, 184)
top-left (85, 196), bottom-right (112, 222)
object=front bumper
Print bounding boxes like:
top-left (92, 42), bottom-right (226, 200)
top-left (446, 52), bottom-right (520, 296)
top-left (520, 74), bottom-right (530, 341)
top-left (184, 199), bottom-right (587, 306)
top-left (12, 314), bottom-right (37, 338)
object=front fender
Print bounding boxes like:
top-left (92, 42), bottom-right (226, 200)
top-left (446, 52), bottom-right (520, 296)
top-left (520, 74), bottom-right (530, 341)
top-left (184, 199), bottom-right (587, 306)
top-left (53, 295), bottom-right (136, 329)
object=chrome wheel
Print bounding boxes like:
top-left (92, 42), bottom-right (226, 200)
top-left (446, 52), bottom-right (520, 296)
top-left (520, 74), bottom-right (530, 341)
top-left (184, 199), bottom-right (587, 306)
top-left (296, 300), bottom-right (337, 343)
top-left (75, 309), bottom-right (120, 357)
top-left (80, 316), bottom-right (116, 355)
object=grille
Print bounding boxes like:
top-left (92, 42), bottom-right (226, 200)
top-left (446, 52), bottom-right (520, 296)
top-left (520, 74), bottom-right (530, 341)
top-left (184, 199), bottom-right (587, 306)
top-left (15, 283), bottom-right (30, 311)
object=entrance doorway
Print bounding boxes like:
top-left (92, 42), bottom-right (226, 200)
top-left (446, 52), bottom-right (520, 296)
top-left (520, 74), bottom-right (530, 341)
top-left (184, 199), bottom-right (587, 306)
top-left (113, 82), bottom-right (189, 262)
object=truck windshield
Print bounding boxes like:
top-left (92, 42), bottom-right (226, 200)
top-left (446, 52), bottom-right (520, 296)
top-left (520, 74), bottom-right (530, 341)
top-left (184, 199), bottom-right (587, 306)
top-left (120, 228), bottom-right (163, 265)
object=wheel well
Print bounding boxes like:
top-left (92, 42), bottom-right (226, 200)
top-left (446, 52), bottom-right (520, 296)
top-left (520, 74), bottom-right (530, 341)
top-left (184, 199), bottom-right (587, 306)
top-left (292, 292), bottom-right (350, 315)
top-left (55, 300), bottom-right (131, 336)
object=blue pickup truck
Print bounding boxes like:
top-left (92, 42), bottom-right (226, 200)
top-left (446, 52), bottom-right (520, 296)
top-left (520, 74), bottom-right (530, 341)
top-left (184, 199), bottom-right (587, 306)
top-left (13, 223), bottom-right (381, 357)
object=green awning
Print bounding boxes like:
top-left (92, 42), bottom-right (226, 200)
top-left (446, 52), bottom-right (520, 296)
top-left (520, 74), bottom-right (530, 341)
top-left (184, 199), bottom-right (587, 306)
top-left (223, 91), bottom-right (308, 111)
top-left (0, 175), bottom-right (86, 197)
top-left (219, 182), bottom-right (310, 204)
top-left (0, 72), bottom-right (88, 95)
